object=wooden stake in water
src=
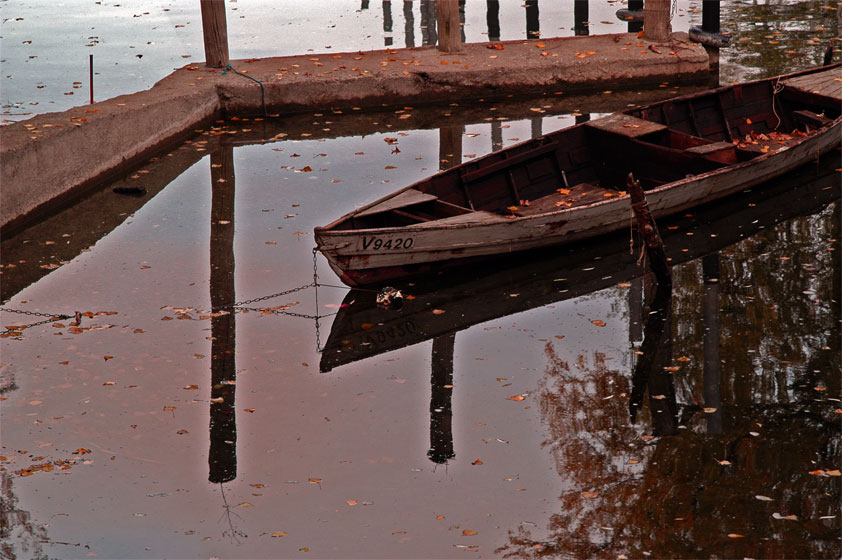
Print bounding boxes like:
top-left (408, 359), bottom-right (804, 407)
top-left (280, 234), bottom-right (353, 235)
top-left (627, 172), bottom-right (672, 288)
top-left (89, 54), bottom-right (94, 104)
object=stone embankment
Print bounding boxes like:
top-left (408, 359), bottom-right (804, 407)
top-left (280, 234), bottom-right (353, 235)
top-left (0, 32), bottom-right (709, 234)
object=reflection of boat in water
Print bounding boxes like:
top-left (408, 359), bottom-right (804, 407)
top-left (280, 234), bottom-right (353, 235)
top-left (320, 155), bottom-right (839, 372)
top-left (315, 65), bottom-right (841, 286)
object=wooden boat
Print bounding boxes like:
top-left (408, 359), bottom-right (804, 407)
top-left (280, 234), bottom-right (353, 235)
top-left (315, 64), bottom-right (842, 286)
top-left (319, 153), bottom-right (840, 372)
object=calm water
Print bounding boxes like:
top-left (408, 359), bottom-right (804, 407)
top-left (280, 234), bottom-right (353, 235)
top-left (2, 1), bottom-right (841, 559)
top-left (2, 0), bottom-right (839, 120)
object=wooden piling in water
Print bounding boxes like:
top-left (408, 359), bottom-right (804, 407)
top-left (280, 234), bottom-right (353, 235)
top-left (627, 172), bottom-right (671, 288)
top-left (436, 0), bottom-right (461, 53)
top-left (200, 0), bottom-right (230, 68)
top-left (643, 0), bottom-right (672, 42)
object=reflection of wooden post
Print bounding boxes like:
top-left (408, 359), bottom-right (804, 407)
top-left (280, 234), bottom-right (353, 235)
top-left (486, 0), bottom-right (500, 42)
top-left (629, 276), bottom-right (643, 343)
top-left (574, 0), bottom-right (589, 36)
top-left (702, 253), bottom-right (722, 434)
top-left (200, 0), bottom-right (230, 68)
top-left (525, 0), bottom-right (539, 39)
top-left (629, 286), bottom-right (677, 436)
top-left (436, 0), bottom-right (462, 52)
top-left (420, 0), bottom-right (438, 46)
top-left (491, 120), bottom-right (503, 152)
top-left (643, 0), bottom-right (671, 41)
top-left (530, 117), bottom-right (543, 140)
top-left (383, 1), bottom-right (394, 46)
top-left (439, 125), bottom-right (464, 171)
top-left (208, 143), bottom-right (237, 483)
top-left (428, 334), bottom-right (456, 463)
top-left (403, 1), bottom-right (416, 48)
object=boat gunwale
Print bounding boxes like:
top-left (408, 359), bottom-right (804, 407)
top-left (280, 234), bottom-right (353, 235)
top-left (314, 63), bottom-right (842, 262)
top-left (315, 115), bottom-right (840, 240)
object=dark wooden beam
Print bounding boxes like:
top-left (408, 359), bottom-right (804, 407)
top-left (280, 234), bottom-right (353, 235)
top-left (200, 0), bottom-right (230, 68)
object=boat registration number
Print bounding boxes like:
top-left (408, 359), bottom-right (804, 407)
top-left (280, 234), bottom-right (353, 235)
top-left (361, 236), bottom-right (414, 251)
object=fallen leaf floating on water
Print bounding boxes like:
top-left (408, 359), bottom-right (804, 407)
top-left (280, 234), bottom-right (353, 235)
top-left (507, 394), bottom-right (527, 402)
top-left (73, 448), bottom-right (92, 455)
top-left (591, 320), bottom-right (606, 327)
top-left (271, 532), bottom-right (287, 537)
top-left (462, 530), bottom-right (478, 536)
top-left (472, 459), bottom-right (483, 466)
top-left (582, 491), bottom-right (599, 499)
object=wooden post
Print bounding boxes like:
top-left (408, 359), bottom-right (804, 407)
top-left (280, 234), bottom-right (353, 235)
top-left (525, 0), bottom-right (539, 39)
top-left (628, 0), bottom-right (644, 33)
top-left (89, 54), bottom-right (94, 104)
top-left (627, 173), bottom-right (671, 288)
top-left (200, 0), bottom-right (230, 68)
top-left (436, 0), bottom-right (461, 53)
top-left (574, 0), bottom-right (589, 37)
top-left (486, 0), bottom-right (500, 42)
top-left (643, 0), bottom-right (671, 42)
top-left (702, 0), bottom-right (720, 34)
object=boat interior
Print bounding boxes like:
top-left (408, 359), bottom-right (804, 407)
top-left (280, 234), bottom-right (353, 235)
top-left (335, 72), bottom-right (839, 232)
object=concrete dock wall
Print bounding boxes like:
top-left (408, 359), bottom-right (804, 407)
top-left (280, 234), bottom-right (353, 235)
top-left (0, 33), bottom-right (710, 235)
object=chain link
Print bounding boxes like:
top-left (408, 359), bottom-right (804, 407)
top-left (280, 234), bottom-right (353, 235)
top-left (1, 307), bottom-right (73, 336)
top-left (0, 307), bottom-right (71, 319)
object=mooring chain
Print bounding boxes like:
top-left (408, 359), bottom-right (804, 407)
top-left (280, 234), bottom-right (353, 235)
top-left (0, 307), bottom-right (73, 336)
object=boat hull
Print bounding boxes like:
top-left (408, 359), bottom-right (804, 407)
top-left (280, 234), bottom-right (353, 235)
top-left (315, 64), bottom-right (842, 286)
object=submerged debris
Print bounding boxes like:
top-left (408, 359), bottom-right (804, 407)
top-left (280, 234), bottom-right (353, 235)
top-left (376, 286), bottom-right (403, 309)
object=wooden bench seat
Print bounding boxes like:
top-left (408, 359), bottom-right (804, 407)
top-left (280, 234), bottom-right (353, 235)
top-left (585, 113), bottom-right (668, 138)
top-left (685, 140), bottom-right (737, 164)
top-left (511, 183), bottom-right (620, 216)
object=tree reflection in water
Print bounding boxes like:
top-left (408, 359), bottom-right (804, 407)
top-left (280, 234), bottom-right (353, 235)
top-left (499, 200), bottom-right (841, 559)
